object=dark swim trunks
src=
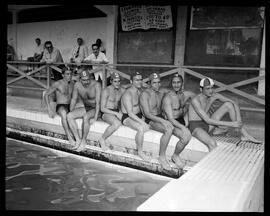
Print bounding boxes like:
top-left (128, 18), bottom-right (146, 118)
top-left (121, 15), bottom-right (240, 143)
top-left (144, 113), bottom-right (164, 124)
top-left (121, 112), bottom-right (143, 124)
top-left (100, 108), bottom-right (119, 119)
top-left (85, 105), bottom-right (95, 112)
top-left (56, 104), bottom-right (70, 113)
top-left (189, 120), bottom-right (209, 134)
top-left (175, 116), bottom-right (185, 126)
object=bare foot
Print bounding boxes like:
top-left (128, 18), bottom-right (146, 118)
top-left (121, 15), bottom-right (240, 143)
top-left (98, 137), bottom-right (109, 151)
top-left (70, 139), bottom-right (81, 150)
top-left (158, 156), bottom-right (171, 170)
top-left (138, 150), bottom-right (150, 161)
top-left (77, 139), bottom-right (87, 151)
top-left (241, 135), bottom-right (262, 144)
top-left (241, 128), bottom-right (262, 144)
top-left (171, 154), bottom-right (185, 169)
top-left (67, 138), bottom-right (76, 148)
top-left (212, 127), bottom-right (229, 135)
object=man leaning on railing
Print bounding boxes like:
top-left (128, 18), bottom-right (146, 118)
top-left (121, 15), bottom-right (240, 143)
top-left (40, 41), bottom-right (64, 81)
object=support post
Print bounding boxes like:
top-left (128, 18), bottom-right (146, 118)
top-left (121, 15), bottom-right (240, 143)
top-left (102, 65), bottom-right (107, 88)
top-left (174, 6), bottom-right (188, 67)
top-left (46, 66), bottom-right (50, 89)
top-left (258, 21), bottom-right (265, 96)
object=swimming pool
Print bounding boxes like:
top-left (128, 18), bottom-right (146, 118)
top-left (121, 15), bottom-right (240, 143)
top-left (6, 138), bottom-right (170, 211)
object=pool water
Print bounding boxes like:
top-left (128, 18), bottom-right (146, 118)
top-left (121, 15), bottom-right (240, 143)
top-left (5, 138), bottom-right (170, 211)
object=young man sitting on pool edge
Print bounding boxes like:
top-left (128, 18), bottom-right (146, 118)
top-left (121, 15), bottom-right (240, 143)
top-left (98, 72), bottom-right (126, 150)
top-left (188, 77), bottom-right (262, 151)
top-left (44, 68), bottom-right (76, 148)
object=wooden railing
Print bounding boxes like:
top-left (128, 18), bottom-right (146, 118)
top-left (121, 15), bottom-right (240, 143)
top-left (7, 61), bottom-right (265, 111)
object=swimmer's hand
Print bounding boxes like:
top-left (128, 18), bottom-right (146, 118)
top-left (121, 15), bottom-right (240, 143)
top-left (143, 122), bottom-right (150, 131)
top-left (231, 121), bottom-right (242, 128)
top-left (116, 112), bottom-right (123, 120)
top-left (161, 120), bottom-right (174, 131)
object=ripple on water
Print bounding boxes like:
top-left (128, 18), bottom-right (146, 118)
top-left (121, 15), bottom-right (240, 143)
top-left (87, 192), bottom-right (106, 203)
top-left (6, 139), bottom-right (170, 211)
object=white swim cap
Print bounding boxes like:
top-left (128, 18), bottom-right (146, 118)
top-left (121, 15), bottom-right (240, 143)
top-left (200, 77), bottom-right (214, 87)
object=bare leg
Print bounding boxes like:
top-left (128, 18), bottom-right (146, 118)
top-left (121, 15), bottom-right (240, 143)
top-left (209, 102), bottom-right (237, 132)
top-left (77, 109), bottom-right (95, 151)
top-left (99, 114), bottom-right (121, 151)
top-left (57, 108), bottom-right (76, 147)
top-left (211, 102), bottom-right (262, 143)
top-left (124, 118), bottom-right (150, 161)
top-left (240, 126), bottom-right (262, 143)
top-left (67, 107), bottom-right (85, 148)
top-left (192, 128), bottom-right (217, 152)
top-left (171, 127), bottom-right (192, 169)
top-left (150, 121), bottom-right (173, 170)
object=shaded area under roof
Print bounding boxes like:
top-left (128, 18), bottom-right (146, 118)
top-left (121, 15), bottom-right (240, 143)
top-left (7, 5), bottom-right (107, 24)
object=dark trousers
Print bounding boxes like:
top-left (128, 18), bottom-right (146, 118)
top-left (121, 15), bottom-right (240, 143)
top-left (97, 76), bottom-right (111, 86)
top-left (51, 65), bottom-right (64, 81)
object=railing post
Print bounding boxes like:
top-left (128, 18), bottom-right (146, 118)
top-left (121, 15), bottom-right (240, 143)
top-left (179, 66), bottom-right (185, 81)
top-left (46, 65), bottom-right (50, 89)
top-left (102, 64), bottom-right (107, 88)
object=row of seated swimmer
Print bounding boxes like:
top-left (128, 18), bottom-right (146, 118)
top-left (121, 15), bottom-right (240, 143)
top-left (44, 68), bottom-right (262, 170)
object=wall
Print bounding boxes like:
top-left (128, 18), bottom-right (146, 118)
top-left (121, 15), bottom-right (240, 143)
top-left (7, 17), bottom-right (114, 63)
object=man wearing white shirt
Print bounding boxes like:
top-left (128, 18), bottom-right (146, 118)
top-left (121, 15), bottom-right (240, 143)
top-left (70, 37), bottom-right (88, 64)
top-left (83, 43), bottom-right (109, 82)
top-left (27, 38), bottom-right (44, 62)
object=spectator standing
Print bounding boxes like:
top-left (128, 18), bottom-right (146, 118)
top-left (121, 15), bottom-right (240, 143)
top-left (70, 37), bottom-right (88, 64)
top-left (41, 41), bottom-right (64, 81)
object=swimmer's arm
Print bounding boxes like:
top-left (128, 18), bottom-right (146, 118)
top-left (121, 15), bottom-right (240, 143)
top-left (123, 92), bottom-right (145, 125)
top-left (70, 84), bottom-right (79, 111)
top-left (214, 93), bottom-right (242, 122)
top-left (191, 98), bottom-right (236, 127)
top-left (214, 93), bottom-right (238, 106)
top-left (140, 92), bottom-right (164, 124)
top-left (184, 91), bottom-right (196, 101)
top-left (163, 95), bottom-right (185, 129)
top-left (94, 83), bottom-right (101, 121)
top-left (100, 88), bottom-right (118, 116)
top-left (182, 91), bottom-right (196, 115)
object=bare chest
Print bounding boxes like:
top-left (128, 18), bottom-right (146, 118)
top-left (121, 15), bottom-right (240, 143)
top-left (57, 83), bottom-right (72, 97)
top-left (79, 86), bottom-right (95, 99)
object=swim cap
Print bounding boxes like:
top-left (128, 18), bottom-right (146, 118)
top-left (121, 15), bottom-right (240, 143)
top-left (80, 70), bottom-right (90, 78)
top-left (110, 72), bottom-right (120, 80)
top-left (200, 77), bottom-right (214, 87)
top-left (130, 71), bottom-right (142, 80)
top-left (149, 73), bottom-right (160, 81)
top-left (171, 73), bottom-right (183, 83)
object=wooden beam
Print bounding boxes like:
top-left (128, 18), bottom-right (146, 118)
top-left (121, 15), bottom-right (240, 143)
top-left (183, 68), bottom-right (265, 105)
top-left (215, 75), bottom-right (265, 92)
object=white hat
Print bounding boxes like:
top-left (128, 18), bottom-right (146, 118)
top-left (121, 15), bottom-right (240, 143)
top-left (200, 77), bottom-right (214, 87)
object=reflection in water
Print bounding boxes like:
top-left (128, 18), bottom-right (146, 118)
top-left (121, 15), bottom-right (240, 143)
top-left (6, 138), bottom-right (169, 211)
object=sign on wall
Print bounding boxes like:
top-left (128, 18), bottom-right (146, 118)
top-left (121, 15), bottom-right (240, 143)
top-left (120, 5), bottom-right (173, 31)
